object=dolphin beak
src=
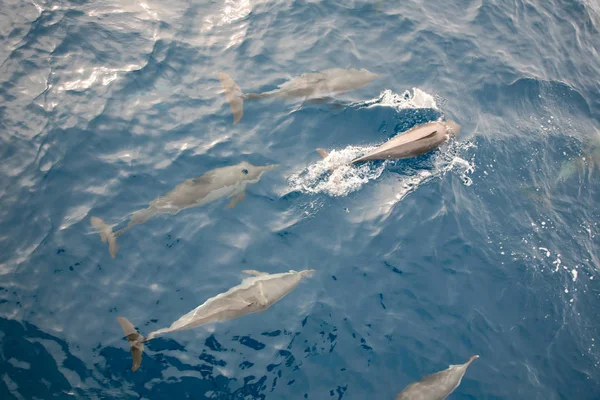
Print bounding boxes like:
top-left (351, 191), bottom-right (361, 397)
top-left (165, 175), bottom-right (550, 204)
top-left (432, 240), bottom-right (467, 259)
top-left (301, 269), bottom-right (316, 277)
top-left (263, 164), bottom-right (279, 172)
top-left (466, 355), bottom-right (479, 366)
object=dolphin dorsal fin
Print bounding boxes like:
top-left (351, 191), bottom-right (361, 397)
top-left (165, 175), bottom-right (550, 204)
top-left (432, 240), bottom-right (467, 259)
top-left (419, 130), bottom-right (438, 140)
top-left (242, 269), bottom-right (268, 276)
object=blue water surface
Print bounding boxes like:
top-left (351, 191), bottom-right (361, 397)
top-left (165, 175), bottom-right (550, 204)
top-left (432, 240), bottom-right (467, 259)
top-left (1, 0), bottom-right (600, 399)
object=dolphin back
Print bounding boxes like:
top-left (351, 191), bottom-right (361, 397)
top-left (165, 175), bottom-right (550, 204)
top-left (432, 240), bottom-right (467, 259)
top-left (144, 269), bottom-right (315, 340)
top-left (352, 121), bottom-right (450, 163)
top-left (258, 68), bottom-right (380, 99)
top-left (252, 269), bottom-right (315, 306)
top-left (395, 355), bottom-right (479, 400)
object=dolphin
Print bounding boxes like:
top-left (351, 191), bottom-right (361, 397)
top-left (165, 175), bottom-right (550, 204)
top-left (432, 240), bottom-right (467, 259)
top-left (519, 145), bottom-right (600, 204)
top-left (556, 146), bottom-right (600, 184)
top-left (217, 68), bottom-right (381, 123)
top-left (117, 269), bottom-right (316, 372)
top-left (395, 355), bottom-right (479, 400)
top-left (316, 120), bottom-right (460, 165)
top-left (90, 161), bottom-right (278, 258)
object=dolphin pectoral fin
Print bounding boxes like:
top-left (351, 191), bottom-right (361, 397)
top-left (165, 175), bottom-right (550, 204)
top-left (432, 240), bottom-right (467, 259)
top-left (217, 72), bottom-right (244, 124)
top-left (316, 148), bottom-right (329, 158)
top-left (226, 191), bottom-right (246, 208)
top-left (242, 269), bottom-right (268, 276)
top-left (117, 317), bottom-right (145, 372)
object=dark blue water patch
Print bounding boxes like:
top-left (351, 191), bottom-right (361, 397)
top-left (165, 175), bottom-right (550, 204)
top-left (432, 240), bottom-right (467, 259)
top-left (383, 260), bottom-right (403, 275)
top-left (0, 318), bottom-right (89, 399)
top-left (330, 384), bottom-right (348, 399)
top-left (277, 349), bottom-right (297, 368)
top-left (199, 351), bottom-right (227, 367)
top-left (476, 78), bottom-right (593, 119)
top-left (204, 334), bottom-right (224, 352)
top-left (233, 335), bottom-right (266, 351)
top-left (239, 360), bottom-right (254, 370)
top-left (391, 108), bottom-right (444, 134)
top-left (146, 337), bottom-right (187, 353)
top-left (261, 329), bottom-right (281, 337)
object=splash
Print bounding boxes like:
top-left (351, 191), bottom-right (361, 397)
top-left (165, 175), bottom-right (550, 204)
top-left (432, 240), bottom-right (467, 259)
top-left (287, 146), bottom-right (387, 197)
top-left (358, 88), bottom-right (439, 111)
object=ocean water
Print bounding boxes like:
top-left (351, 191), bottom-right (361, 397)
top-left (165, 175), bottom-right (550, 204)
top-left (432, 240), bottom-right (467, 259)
top-left (1, 0), bottom-right (600, 398)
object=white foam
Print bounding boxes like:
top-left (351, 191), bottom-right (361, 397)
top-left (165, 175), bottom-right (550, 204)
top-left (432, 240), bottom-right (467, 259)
top-left (287, 146), bottom-right (386, 197)
top-left (359, 88), bottom-right (439, 111)
top-left (552, 257), bottom-right (562, 272)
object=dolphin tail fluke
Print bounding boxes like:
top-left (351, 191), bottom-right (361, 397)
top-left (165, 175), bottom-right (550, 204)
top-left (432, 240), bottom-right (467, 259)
top-left (217, 72), bottom-right (245, 124)
top-left (117, 317), bottom-right (145, 372)
top-left (316, 148), bottom-right (329, 159)
top-left (90, 217), bottom-right (119, 258)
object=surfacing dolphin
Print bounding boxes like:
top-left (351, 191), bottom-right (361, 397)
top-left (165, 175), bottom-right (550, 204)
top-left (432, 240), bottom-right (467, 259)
top-left (90, 161), bottom-right (278, 258)
top-left (395, 355), bottom-right (479, 400)
top-left (217, 68), bottom-right (381, 124)
top-left (316, 120), bottom-right (460, 165)
top-left (117, 269), bottom-right (316, 372)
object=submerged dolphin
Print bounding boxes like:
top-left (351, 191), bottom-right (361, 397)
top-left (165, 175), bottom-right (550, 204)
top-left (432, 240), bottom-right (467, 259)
top-left (556, 146), bottom-right (600, 184)
top-left (218, 68), bottom-right (381, 123)
top-left (117, 269), bottom-right (315, 372)
top-left (395, 355), bottom-right (479, 400)
top-left (519, 145), bottom-right (600, 204)
top-left (90, 161), bottom-right (278, 258)
top-left (316, 120), bottom-right (460, 165)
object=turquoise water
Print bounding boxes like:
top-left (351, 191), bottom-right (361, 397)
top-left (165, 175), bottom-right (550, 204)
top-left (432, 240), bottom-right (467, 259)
top-left (1, 0), bottom-right (600, 398)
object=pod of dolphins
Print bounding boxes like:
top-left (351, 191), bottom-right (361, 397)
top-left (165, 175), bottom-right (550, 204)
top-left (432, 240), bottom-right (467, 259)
top-left (90, 67), bottom-right (476, 398)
